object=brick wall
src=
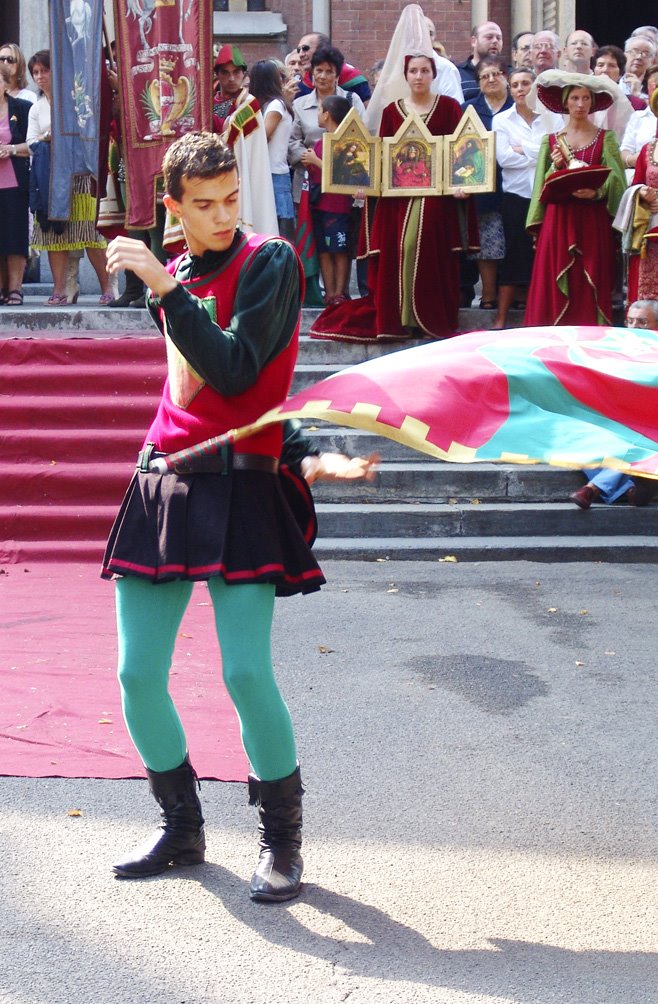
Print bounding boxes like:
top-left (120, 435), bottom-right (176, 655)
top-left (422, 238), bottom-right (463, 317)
top-left (219, 2), bottom-right (517, 83)
top-left (329, 1), bottom-right (475, 77)
top-left (219, 2), bottom-right (483, 82)
top-left (489, 0), bottom-right (512, 60)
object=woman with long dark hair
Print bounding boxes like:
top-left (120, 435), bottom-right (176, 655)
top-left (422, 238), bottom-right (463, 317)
top-left (250, 59), bottom-right (295, 240)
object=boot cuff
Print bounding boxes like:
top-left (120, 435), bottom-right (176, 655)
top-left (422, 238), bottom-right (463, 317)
top-left (248, 765), bottom-right (303, 806)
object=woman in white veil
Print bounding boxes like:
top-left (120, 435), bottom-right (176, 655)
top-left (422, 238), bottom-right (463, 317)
top-left (310, 3), bottom-right (478, 343)
top-left (364, 3), bottom-right (433, 134)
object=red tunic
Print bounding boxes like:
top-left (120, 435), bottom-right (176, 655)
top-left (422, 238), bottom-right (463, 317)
top-left (310, 96), bottom-right (479, 342)
top-left (524, 130), bottom-right (616, 327)
top-left (148, 233), bottom-right (299, 458)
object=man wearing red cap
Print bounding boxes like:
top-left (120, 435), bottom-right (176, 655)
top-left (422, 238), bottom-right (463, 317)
top-left (213, 43), bottom-right (249, 129)
top-left (211, 43), bottom-right (277, 236)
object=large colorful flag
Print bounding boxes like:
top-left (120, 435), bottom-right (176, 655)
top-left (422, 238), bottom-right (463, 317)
top-left (113, 0), bottom-right (213, 228)
top-left (151, 327), bottom-right (658, 478)
top-left (49, 0), bottom-right (105, 219)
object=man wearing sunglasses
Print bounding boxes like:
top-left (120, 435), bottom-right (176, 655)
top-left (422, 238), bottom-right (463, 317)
top-left (293, 31), bottom-right (370, 105)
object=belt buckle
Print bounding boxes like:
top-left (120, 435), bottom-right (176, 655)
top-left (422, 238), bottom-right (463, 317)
top-left (137, 442), bottom-right (156, 472)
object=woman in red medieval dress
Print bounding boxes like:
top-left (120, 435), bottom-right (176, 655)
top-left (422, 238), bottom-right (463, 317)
top-left (626, 136), bottom-right (658, 302)
top-left (310, 17), bottom-right (478, 343)
top-left (615, 87), bottom-right (658, 305)
top-left (524, 71), bottom-right (627, 326)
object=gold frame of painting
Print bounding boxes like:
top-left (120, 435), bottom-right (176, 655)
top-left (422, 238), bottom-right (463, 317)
top-left (443, 105), bottom-right (495, 196)
top-left (380, 110), bottom-right (442, 198)
top-left (321, 107), bottom-right (381, 197)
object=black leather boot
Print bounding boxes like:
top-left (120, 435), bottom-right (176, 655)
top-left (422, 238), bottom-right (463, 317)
top-left (109, 270), bottom-right (144, 308)
top-left (248, 765), bottom-right (304, 902)
top-left (112, 755), bottom-right (206, 878)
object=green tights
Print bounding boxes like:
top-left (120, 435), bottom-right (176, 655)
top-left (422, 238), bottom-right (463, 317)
top-left (115, 576), bottom-right (297, 781)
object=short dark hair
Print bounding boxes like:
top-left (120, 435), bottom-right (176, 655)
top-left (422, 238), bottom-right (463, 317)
top-left (594, 45), bottom-right (626, 73)
top-left (508, 66), bottom-right (535, 83)
top-left (512, 31), bottom-right (533, 50)
top-left (476, 54), bottom-right (508, 79)
top-left (321, 94), bottom-right (352, 126)
top-left (311, 45), bottom-right (344, 75)
top-left (163, 132), bottom-right (237, 202)
top-left (28, 49), bottom-right (50, 74)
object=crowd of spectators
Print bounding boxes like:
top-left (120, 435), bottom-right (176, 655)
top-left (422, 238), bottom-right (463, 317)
top-left (1, 12), bottom-right (657, 321)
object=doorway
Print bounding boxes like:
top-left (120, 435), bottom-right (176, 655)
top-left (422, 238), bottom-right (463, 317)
top-left (576, 0), bottom-right (656, 50)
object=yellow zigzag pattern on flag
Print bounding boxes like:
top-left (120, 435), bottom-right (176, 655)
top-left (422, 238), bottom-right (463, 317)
top-left (243, 399), bottom-right (481, 463)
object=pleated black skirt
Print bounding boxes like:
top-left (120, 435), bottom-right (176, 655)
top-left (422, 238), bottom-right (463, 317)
top-left (101, 465), bottom-right (325, 597)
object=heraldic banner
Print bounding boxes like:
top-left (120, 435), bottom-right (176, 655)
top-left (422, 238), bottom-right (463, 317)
top-left (50, 0), bottom-right (104, 220)
top-left (113, 0), bottom-right (213, 229)
top-left (149, 327), bottom-right (658, 480)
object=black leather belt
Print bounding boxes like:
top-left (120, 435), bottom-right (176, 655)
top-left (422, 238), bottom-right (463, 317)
top-left (137, 443), bottom-right (279, 475)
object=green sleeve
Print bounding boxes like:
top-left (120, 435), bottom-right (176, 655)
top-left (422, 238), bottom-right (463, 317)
top-left (525, 135), bottom-right (552, 233)
top-left (600, 130), bottom-right (627, 218)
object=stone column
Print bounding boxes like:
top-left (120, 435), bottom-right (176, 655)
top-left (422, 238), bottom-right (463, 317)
top-left (19, 0), bottom-right (49, 64)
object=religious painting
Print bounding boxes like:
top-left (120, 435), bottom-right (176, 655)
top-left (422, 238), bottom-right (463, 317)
top-left (322, 108), bottom-right (381, 197)
top-left (443, 105), bottom-right (495, 196)
top-left (381, 110), bottom-right (442, 197)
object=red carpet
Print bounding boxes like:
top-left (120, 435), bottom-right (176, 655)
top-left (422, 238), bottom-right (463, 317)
top-left (1, 336), bottom-right (166, 564)
top-left (0, 337), bottom-right (249, 780)
top-left (0, 561), bottom-right (248, 782)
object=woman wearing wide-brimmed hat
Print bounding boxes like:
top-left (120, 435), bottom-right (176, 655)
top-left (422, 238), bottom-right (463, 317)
top-left (524, 70), bottom-right (627, 326)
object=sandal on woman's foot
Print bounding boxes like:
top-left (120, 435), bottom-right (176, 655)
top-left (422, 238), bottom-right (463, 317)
top-left (99, 292), bottom-right (114, 305)
top-left (6, 290), bottom-right (24, 306)
top-left (478, 299), bottom-right (498, 310)
top-left (45, 293), bottom-right (68, 306)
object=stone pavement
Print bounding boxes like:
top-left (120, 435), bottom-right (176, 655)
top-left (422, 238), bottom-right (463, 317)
top-left (1, 559), bottom-right (656, 1004)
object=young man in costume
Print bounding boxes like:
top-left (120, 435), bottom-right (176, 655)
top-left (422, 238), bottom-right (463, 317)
top-left (103, 131), bottom-right (324, 902)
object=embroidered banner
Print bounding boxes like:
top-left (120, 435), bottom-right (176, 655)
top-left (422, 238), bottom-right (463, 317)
top-left (113, 0), bottom-right (213, 228)
top-left (49, 0), bottom-right (105, 219)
